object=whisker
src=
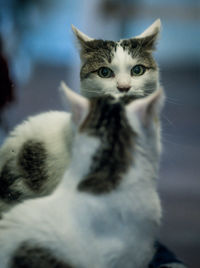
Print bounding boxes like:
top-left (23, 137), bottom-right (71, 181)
top-left (165, 97), bottom-right (183, 105)
top-left (161, 114), bottom-right (174, 127)
top-left (83, 89), bottom-right (102, 95)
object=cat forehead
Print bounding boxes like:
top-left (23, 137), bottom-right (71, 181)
top-left (80, 38), bottom-right (157, 80)
top-left (82, 38), bottom-right (148, 68)
top-left (111, 42), bottom-right (137, 68)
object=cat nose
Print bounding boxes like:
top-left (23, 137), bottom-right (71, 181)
top-left (117, 86), bottom-right (131, 93)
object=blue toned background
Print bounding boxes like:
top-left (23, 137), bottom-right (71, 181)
top-left (0, 0), bottom-right (199, 267)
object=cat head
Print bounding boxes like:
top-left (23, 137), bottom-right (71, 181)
top-left (60, 82), bottom-right (164, 193)
top-left (72, 19), bottom-right (161, 99)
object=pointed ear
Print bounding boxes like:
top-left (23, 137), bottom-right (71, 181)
top-left (71, 25), bottom-right (93, 47)
top-left (136, 19), bottom-right (161, 51)
top-left (59, 81), bottom-right (89, 126)
top-left (126, 88), bottom-right (165, 127)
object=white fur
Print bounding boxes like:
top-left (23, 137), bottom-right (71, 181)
top-left (0, 111), bottom-right (73, 211)
top-left (0, 172), bottom-right (161, 268)
top-left (0, 20), bottom-right (162, 266)
top-left (0, 92), bottom-right (163, 268)
top-left (60, 81), bottom-right (89, 126)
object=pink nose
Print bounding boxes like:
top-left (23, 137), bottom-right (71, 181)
top-left (117, 87), bottom-right (131, 93)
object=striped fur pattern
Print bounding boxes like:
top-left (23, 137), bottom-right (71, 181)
top-left (76, 20), bottom-right (161, 98)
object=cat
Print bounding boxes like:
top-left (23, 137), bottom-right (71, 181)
top-left (73, 19), bottom-right (160, 98)
top-left (0, 19), bottom-right (161, 213)
top-left (0, 84), bottom-right (164, 268)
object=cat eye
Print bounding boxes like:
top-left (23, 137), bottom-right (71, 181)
top-left (131, 65), bottom-right (146, 76)
top-left (97, 67), bottom-right (114, 78)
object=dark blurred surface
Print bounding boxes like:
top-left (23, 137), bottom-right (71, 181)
top-left (159, 65), bottom-right (200, 268)
top-left (0, 37), bottom-right (15, 136)
top-left (0, 38), bottom-right (14, 111)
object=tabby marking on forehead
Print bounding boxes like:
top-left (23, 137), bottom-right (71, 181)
top-left (78, 97), bottom-right (136, 194)
top-left (80, 37), bottom-right (157, 80)
top-left (80, 40), bottom-right (117, 79)
top-left (119, 39), bottom-right (157, 69)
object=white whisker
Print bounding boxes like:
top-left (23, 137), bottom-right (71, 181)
top-left (166, 97), bottom-right (182, 105)
top-left (161, 114), bottom-right (174, 127)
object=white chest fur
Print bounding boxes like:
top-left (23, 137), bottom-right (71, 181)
top-left (0, 173), bottom-right (161, 268)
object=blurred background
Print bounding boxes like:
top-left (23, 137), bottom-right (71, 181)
top-left (0, 0), bottom-right (199, 267)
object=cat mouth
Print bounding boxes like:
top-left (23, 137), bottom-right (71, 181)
top-left (114, 89), bottom-right (145, 98)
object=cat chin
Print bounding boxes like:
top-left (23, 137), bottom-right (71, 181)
top-left (104, 91), bottom-right (145, 99)
top-left (81, 87), bottom-right (146, 99)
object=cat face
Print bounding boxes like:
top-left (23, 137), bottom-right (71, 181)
top-left (72, 19), bottom-right (161, 98)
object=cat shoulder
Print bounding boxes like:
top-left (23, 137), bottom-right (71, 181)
top-left (0, 111), bottom-right (71, 155)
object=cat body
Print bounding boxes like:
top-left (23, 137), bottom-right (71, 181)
top-left (0, 86), bottom-right (163, 268)
top-left (0, 19), bottom-right (161, 212)
top-left (0, 111), bottom-right (72, 211)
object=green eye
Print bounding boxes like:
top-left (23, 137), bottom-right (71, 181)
top-left (131, 65), bottom-right (146, 76)
top-left (98, 67), bottom-right (114, 78)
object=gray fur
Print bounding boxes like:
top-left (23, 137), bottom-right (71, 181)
top-left (80, 40), bottom-right (117, 79)
top-left (0, 111), bottom-right (72, 214)
top-left (0, 163), bottom-right (22, 203)
top-left (11, 242), bottom-right (73, 268)
top-left (0, 140), bottom-right (49, 208)
top-left (78, 97), bottom-right (135, 194)
top-left (18, 140), bottom-right (47, 192)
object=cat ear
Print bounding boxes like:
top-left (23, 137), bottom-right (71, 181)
top-left (126, 88), bottom-right (165, 127)
top-left (72, 25), bottom-right (93, 47)
top-left (59, 81), bottom-right (89, 126)
top-left (136, 19), bottom-right (161, 50)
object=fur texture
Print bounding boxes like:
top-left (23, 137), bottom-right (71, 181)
top-left (0, 87), bottom-right (164, 268)
top-left (0, 19), bottom-right (161, 213)
top-left (79, 37), bottom-right (159, 98)
top-left (78, 96), bottom-right (135, 193)
top-left (0, 111), bottom-right (72, 212)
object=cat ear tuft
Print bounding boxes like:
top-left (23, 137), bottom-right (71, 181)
top-left (136, 19), bottom-right (161, 39)
top-left (126, 88), bottom-right (165, 127)
top-left (136, 19), bottom-right (161, 50)
top-left (71, 25), bottom-right (93, 46)
top-left (59, 81), bottom-right (89, 126)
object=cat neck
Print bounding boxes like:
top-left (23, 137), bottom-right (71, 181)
top-left (57, 132), bottom-right (100, 191)
top-left (58, 133), bottom-right (159, 200)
